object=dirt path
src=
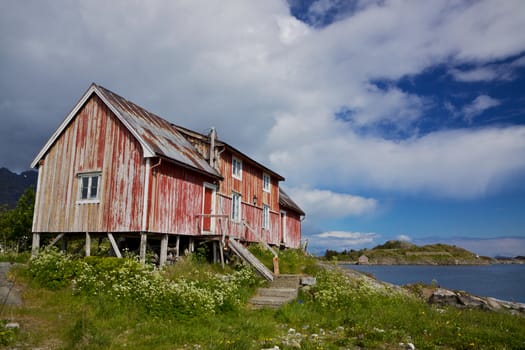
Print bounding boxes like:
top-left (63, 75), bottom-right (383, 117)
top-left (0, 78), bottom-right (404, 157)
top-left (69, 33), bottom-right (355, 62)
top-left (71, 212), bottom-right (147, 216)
top-left (0, 262), bottom-right (22, 307)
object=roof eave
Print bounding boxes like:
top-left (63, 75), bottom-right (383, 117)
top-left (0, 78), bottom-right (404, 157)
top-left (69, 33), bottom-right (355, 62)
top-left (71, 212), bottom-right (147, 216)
top-left (30, 84), bottom-right (155, 169)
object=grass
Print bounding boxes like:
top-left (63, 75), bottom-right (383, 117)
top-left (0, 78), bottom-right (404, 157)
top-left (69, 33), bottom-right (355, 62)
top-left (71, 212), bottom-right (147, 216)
top-left (1, 249), bottom-right (524, 349)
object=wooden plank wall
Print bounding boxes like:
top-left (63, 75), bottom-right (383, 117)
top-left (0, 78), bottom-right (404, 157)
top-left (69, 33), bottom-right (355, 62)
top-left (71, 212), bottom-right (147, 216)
top-left (148, 161), bottom-right (212, 235)
top-left (33, 95), bottom-right (145, 233)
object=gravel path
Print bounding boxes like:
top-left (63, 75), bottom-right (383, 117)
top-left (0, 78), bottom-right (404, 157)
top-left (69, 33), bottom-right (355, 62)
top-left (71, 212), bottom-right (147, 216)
top-left (0, 262), bottom-right (22, 307)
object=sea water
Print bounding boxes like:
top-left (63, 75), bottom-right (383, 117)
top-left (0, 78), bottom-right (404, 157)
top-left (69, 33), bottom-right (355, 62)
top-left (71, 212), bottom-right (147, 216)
top-left (344, 264), bottom-right (525, 303)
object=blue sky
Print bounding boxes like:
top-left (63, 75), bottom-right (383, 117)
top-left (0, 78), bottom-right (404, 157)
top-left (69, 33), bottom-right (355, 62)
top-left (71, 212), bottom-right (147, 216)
top-left (1, 0), bottom-right (524, 256)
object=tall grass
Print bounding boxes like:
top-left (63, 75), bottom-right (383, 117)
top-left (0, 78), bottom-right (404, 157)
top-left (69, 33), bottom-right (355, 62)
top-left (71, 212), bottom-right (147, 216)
top-left (2, 248), bottom-right (524, 349)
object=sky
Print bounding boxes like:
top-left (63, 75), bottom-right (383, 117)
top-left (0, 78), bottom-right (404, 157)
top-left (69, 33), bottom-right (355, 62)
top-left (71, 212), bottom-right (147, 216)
top-left (1, 0), bottom-right (524, 257)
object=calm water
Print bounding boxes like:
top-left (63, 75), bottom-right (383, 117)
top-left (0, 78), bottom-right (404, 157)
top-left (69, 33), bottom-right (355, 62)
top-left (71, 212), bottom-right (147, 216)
top-left (344, 264), bottom-right (525, 303)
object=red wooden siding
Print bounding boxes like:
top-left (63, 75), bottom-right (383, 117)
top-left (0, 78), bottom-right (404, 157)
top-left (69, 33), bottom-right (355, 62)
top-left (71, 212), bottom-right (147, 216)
top-left (33, 95), bottom-right (146, 233)
top-left (214, 151), bottom-right (282, 245)
top-left (282, 211), bottom-right (301, 248)
top-left (32, 84), bottom-right (302, 250)
top-left (148, 161), bottom-right (214, 235)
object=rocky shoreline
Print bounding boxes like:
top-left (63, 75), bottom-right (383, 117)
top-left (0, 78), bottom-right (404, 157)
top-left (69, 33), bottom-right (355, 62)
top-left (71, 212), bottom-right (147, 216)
top-left (325, 262), bottom-right (525, 317)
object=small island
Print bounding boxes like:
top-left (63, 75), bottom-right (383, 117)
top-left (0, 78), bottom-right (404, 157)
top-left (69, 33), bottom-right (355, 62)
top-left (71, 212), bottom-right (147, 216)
top-left (324, 240), bottom-right (525, 265)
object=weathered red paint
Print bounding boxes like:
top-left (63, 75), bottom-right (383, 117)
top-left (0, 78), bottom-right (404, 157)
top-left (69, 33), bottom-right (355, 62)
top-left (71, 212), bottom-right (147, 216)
top-left (32, 84), bottom-right (304, 249)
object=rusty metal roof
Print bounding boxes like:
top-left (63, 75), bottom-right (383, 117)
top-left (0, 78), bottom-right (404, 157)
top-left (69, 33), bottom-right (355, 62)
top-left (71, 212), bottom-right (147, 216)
top-left (94, 84), bottom-right (220, 178)
top-left (32, 83), bottom-right (220, 178)
top-left (279, 188), bottom-right (305, 216)
top-left (173, 124), bottom-right (285, 181)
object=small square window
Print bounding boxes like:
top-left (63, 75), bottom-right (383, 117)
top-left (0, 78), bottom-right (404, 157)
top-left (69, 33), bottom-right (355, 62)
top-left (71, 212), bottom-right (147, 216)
top-left (232, 156), bottom-right (242, 179)
top-left (78, 173), bottom-right (101, 202)
top-left (263, 173), bottom-right (270, 192)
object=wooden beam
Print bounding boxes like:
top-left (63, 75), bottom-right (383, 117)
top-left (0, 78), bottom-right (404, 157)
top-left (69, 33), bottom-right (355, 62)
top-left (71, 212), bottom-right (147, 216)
top-left (159, 234), bottom-right (168, 267)
top-left (107, 233), bottom-right (122, 258)
top-left (175, 235), bottom-right (180, 258)
top-left (85, 232), bottom-right (91, 257)
top-left (219, 240), bottom-right (225, 269)
top-left (48, 233), bottom-right (65, 247)
top-left (31, 233), bottom-right (40, 257)
top-left (139, 232), bottom-right (147, 263)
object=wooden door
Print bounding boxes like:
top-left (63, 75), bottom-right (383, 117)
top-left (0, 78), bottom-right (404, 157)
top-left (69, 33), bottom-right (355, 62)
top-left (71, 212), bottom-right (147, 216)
top-left (202, 185), bottom-right (214, 232)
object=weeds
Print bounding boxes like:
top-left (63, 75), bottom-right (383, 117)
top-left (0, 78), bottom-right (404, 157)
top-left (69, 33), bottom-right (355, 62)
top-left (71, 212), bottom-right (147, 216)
top-left (3, 248), bottom-right (524, 349)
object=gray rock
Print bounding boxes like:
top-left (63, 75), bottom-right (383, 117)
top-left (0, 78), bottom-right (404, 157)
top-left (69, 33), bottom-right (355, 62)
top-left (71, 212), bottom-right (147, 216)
top-left (300, 276), bottom-right (316, 286)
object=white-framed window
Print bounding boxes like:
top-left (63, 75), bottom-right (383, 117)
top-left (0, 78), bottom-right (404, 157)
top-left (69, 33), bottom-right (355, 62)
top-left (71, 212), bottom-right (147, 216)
top-left (232, 156), bottom-right (242, 180)
top-left (263, 173), bottom-right (270, 192)
top-left (262, 204), bottom-right (270, 229)
top-left (232, 191), bottom-right (242, 222)
top-left (78, 172), bottom-right (101, 203)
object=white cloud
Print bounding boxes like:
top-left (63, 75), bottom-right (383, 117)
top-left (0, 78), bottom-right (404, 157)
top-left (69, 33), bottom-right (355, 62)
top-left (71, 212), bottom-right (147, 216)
top-left (270, 125), bottom-right (525, 198)
top-left (286, 187), bottom-right (377, 219)
top-left (450, 67), bottom-right (503, 82)
top-left (463, 95), bottom-right (501, 122)
top-left (1, 0), bottom-right (525, 197)
top-left (309, 231), bottom-right (380, 251)
top-left (397, 234), bottom-right (412, 242)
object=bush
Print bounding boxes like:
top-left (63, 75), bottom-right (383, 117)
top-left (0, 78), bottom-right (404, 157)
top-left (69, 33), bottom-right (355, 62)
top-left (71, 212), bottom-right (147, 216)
top-left (28, 248), bottom-right (80, 290)
top-left (28, 250), bottom-right (260, 318)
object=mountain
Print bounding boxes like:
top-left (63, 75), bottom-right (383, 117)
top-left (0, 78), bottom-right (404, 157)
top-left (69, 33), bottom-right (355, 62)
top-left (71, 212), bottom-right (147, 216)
top-left (0, 167), bottom-right (38, 208)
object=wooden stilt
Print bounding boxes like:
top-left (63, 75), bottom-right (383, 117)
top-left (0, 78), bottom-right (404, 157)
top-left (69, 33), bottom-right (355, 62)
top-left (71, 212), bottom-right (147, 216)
top-left (175, 235), bottom-right (180, 258)
top-left (219, 240), bottom-right (225, 269)
top-left (85, 232), bottom-right (91, 257)
top-left (31, 233), bottom-right (40, 257)
top-left (159, 234), bottom-right (168, 267)
top-left (139, 232), bottom-right (147, 263)
top-left (107, 233), bottom-right (122, 258)
top-left (189, 238), bottom-right (194, 253)
top-left (61, 235), bottom-right (68, 253)
top-left (213, 241), bottom-right (218, 263)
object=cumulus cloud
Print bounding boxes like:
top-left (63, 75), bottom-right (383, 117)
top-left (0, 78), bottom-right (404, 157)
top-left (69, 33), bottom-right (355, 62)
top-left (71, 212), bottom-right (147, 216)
top-left (270, 125), bottom-right (525, 199)
top-left (397, 234), bottom-right (412, 242)
top-left (1, 0), bottom-right (524, 200)
top-left (286, 187), bottom-right (377, 220)
top-left (463, 95), bottom-right (501, 122)
top-left (450, 55), bottom-right (525, 82)
top-left (308, 231), bottom-right (380, 252)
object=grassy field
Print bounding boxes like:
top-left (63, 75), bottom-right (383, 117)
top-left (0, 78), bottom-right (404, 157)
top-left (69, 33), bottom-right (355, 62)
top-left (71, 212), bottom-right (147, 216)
top-left (1, 249), bottom-right (524, 349)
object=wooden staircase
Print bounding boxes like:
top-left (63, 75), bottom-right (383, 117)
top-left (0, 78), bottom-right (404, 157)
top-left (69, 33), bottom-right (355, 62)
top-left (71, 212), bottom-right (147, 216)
top-left (249, 274), bottom-right (301, 309)
top-left (228, 237), bottom-right (274, 281)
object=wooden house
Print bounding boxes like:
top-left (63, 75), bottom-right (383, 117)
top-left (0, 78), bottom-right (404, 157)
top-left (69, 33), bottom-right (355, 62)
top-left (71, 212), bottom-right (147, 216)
top-left (30, 83), bottom-right (304, 267)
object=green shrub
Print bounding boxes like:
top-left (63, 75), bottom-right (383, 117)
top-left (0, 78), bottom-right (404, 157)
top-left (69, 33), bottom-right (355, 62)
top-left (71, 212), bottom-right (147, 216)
top-left (27, 250), bottom-right (260, 318)
top-left (28, 247), bottom-right (80, 289)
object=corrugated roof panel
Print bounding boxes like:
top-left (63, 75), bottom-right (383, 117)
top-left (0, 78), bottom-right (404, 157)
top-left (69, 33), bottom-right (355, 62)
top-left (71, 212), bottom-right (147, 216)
top-left (279, 188), bottom-right (305, 216)
top-left (95, 85), bottom-right (220, 178)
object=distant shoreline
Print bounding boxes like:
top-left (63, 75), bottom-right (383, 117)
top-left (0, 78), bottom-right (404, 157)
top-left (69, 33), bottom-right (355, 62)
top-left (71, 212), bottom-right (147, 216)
top-left (331, 258), bottom-right (525, 266)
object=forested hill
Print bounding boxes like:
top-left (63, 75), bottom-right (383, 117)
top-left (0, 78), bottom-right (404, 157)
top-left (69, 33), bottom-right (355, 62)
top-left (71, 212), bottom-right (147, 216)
top-left (0, 167), bottom-right (37, 208)
top-left (325, 240), bottom-right (493, 265)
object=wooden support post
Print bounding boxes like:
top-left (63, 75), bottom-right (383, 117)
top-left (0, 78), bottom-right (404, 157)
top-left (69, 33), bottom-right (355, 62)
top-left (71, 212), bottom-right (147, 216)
top-left (213, 241), bottom-right (218, 263)
top-left (107, 233), bottom-right (122, 258)
top-left (219, 240), bottom-right (225, 269)
top-left (61, 235), bottom-right (68, 253)
top-left (48, 233), bottom-right (65, 247)
top-left (31, 233), bottom-right (40, 257)
top-left (85, 232), bottom-right (91, 257)
top-left (159, 234), bottom-right (168, 267)
top-left (175, 235), bottom-right (180, 258)
top-left (189, 238), bottom-right (194, 253)
top-left (140, 232), bottom-right (147, 264)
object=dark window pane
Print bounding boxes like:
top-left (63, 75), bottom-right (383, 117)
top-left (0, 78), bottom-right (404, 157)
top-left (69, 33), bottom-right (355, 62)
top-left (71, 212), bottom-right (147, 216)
top-left (90, 176), bottom-right (98, 198)
top-left (81, 177), bottom-right (89, 199)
